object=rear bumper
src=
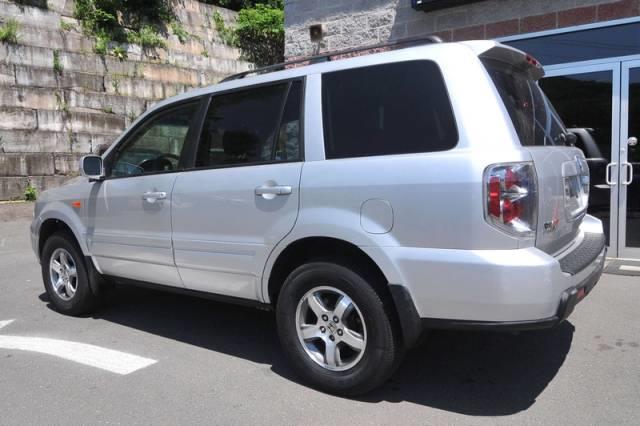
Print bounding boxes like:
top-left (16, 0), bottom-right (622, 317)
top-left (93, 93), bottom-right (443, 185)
top-left (417, 246), bottom-right (604, 332)
top-left (381, 215), bottom-right (606, 347)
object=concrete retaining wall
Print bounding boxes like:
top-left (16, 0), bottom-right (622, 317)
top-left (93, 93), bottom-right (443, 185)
top-left (0, 0), bottom-right (251, 200)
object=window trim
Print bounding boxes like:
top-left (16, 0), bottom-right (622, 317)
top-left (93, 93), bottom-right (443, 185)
top-left (103, 97), bottom-right (208, 180)
top-left (182, 76), bottom-right (306, 172)
top-left (320, 60), bottom-right (459, 160)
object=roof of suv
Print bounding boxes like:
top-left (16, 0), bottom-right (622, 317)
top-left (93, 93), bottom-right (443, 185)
top-left (144, 40), bottom-right (503, 115)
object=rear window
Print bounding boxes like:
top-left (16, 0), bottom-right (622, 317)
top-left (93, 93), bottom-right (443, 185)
top-left (321, 61), bottom-right (458, 159)
top-left (482, 58), bottom-right (567, 146)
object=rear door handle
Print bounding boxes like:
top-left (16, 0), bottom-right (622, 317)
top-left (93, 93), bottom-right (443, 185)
top-left (255, 185), bottom-right (292, 197)
top-left (605, 162), bottom-right (617, 186)
top-left (142, 191), bottom-right (167, 203)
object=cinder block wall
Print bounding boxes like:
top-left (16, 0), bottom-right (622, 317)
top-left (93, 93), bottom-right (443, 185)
top-left (0, 0), bottom-right (251, 200)
top-left (285, 0), bottom-right (640, 59)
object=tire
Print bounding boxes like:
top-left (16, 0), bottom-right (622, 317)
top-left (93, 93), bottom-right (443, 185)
top-left (276, 262), bottom-right (403, 395)
top-left (41, 232), bottom-right (100, 316)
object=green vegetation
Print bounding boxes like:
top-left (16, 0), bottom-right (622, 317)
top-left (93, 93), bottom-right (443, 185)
top-left (127, 25), bottom-right (166, 49)
top-left (201, 1), bottom-right (281, 11)
top-left (102, 106), bottom-right (114, 114)
top-left (74, 0), bottom-right (170, 56)
top-left (234, 2), bottom-right (283, 66)
top-left (111, 45), bottom-right (127, 61)
top-left (170, 20), bottom-right (190, 44)
top-left (53, 50), bottom-right (63, 75)
top-left (201, 48), bottom-right (209, 58)
top-left (24, 184), bottom-right (37, 201)
top-left (212, 11), bottom-right (236, 45)
top-left (211, 1), bottom-right (283, 66)
top-left (60, 20), bottom-right (75, 32)
top-left (0, 19), bottom-right (19, 44)
top-left (70, 0), bottom-right (284, 66)
top-left (93, 31), bottom-right (109, 55)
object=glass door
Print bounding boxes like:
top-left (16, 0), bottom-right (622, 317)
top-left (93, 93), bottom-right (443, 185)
top-left (541, 63), bottom-right (622, 256)
top-left (620, 61), bottom-right (640, 258)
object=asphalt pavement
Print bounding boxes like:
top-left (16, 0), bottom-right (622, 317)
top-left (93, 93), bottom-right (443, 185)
top-left (0, 216), bottom-right (639, 425)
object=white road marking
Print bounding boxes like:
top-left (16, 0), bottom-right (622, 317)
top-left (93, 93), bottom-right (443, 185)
top-left (0, 238), bottom-right (5, 248)
top-left (0, 319), bottom-right (157, 375)
top-left (620, 265), bottom-right (640, 272)
top-left (0, 319), bottom-right (15, 330)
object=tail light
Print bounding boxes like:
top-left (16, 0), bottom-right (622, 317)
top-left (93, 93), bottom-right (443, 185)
top-left (484, 162), bottom-right (537, 236)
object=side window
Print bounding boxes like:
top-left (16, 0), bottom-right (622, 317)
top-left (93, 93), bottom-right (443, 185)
top-left (195, 81), bottom-right (302, 168)
top-left (110, 102), bottom-right (198, 177)
top-left (322, 61), bottom-right (458, 159)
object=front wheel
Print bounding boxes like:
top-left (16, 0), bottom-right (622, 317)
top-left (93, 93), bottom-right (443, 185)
top-left (276, 262), bottom-right (403, 395)
top-left (41, 232), bottom-right (100, 316)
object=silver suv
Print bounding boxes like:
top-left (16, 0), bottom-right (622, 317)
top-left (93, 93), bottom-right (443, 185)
top-left (31, 39), bottom-right (606, 395)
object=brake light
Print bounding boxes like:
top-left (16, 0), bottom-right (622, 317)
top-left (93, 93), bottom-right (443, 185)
top-left (484, 162), bottom-right (537, 236)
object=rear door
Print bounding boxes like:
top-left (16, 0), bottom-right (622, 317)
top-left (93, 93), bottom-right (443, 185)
top-left (482, 54), bottom-right (589, 254)
top-left (171, 80), bottom-right (304, 300)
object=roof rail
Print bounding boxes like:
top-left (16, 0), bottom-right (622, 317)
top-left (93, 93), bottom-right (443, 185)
top-left (220, 35), bottom-right (443, 83)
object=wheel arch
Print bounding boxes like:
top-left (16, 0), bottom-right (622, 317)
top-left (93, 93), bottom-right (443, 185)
top-left (37, 205), bottom-right (88, 258)
top-left (265, 236), bottom-right (391, 306)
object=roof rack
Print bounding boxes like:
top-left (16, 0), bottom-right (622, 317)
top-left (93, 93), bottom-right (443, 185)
top-left (220, 35), bottom-right (443, 83)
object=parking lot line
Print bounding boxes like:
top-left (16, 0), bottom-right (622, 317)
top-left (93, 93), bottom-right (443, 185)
top-left (0, 319), bottom-right (157, 375)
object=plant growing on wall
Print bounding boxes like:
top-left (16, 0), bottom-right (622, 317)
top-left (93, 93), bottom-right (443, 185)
top-left (0, 19), bottom-right (19, 44)
top-left (74, 0), bottom-right (171, 56)
top-left (212, 1), bottom-right (284, 67)
top-left (53, 50), bottom-right (63, 75)
top-left (234, 2), bottom-right (283, 66)
top-left (24, 183), bottom-right (37, 201)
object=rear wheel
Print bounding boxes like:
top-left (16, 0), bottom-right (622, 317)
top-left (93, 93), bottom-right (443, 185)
top-left (41, 232), bottom-right (100, 315)
top-left (276, 262), bottom-right (403, 395)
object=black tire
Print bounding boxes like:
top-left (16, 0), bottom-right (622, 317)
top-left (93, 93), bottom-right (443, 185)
top-left (41, 232), bottom-right (100, 316)
top-left (276, 262), bottom-right (403, 396)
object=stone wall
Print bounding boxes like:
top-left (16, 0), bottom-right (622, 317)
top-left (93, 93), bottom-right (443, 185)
top-left (0, 0), bottom-right (251, 200)
top-left (285, 0), bottom-right (640, 59)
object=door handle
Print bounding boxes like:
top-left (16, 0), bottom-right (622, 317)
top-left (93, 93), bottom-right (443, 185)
top-left (605, 162), bottom-right (617, 186)
top-left (255, 185), bottom-right (292, 197)
top-left (142, 191), bottom-right (167, 203)
top-left (623, 162), bottom-right (634, 185)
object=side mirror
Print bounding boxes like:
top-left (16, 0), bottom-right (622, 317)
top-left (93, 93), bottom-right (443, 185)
top-left (80, 155), bottom-right (105, 181)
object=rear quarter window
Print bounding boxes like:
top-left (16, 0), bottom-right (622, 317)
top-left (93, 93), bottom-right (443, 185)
top-left (321, 61), bottom-right (458, 159)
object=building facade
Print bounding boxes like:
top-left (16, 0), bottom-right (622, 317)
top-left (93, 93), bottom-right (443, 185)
top-left (284, 0), bottom-right (640, 260)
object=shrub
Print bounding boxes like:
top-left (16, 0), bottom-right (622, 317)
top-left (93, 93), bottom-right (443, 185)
top-left (235, 3), bottom-right (284, 66)
top-left (111, 45), bottom-right (127, 61)
top-left (0, 19), bottom-right (19, 44)
top-left (24, 184), bottom-right (37, 201)
top-left (170, 21), bottom-right (190, 44)
top-left (127, 25), bottom-right (166, 49)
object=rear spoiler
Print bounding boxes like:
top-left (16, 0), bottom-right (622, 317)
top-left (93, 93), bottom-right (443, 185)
top-left (463, 41), bottom-right (545, 80)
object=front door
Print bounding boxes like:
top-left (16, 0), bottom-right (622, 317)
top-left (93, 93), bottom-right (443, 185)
top-left (87, 100), bottom-right (201, 286)
top-left (620, 61), bottom-right (640, 258)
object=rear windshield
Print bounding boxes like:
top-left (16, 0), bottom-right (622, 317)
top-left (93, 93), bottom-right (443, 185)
top-left (482, 58), bottom-right (567, 146)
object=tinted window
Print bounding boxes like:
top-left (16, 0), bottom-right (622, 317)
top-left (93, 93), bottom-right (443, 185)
top-left (110, 102), bottom-right (198, 177)
top-left (196, 81), bottom-right (302, 168)
top-left (321, 61), bottom-right (457, 159)
top-left (483, 58), bottom-right (567, 146)
top-left (504, 23), bottom-right (640, 66)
